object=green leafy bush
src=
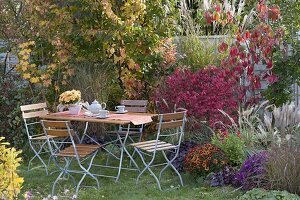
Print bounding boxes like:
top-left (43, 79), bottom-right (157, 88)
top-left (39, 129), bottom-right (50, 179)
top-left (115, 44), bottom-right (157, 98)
top-left (239, 188), bottom-right (300, 200)
top-left (263, 41), bottom-right (300, 106)
top-left (211, 131), bottom-right (246, 166)
top-left (217, 103), bottom-right (272, 156)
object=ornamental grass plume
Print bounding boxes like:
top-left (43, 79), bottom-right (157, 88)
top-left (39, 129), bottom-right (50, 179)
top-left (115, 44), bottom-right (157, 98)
top-left (265, 145), bottom-right (300, 195)
top-left (264, 102), bottom-right (300, 135)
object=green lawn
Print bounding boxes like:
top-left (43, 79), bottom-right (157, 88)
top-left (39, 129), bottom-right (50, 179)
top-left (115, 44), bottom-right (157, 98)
top-left (20, 152), bottom-right (242, 200)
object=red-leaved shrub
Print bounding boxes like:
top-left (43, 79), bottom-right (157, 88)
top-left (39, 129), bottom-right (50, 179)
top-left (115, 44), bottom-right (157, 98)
top-left (153, 66), bottom-right (239, 128)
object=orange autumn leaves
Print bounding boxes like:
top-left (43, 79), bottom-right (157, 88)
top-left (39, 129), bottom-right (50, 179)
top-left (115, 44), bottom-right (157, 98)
top-left (16, 41), bottom-right (74, 91)
top-left (184, 143), bottom-right (227, 175)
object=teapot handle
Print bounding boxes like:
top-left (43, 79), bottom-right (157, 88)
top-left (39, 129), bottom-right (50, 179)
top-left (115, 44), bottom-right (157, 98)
top-left (101, 102), bottom-right (107, 110)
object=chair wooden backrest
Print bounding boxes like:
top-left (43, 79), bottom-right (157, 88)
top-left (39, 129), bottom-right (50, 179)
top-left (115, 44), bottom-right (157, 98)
top-left (41, 120), bottom-right (74, 155)
top-left (21, 102), bottom-right (49, 119)
top-left (42, 120), bottom-right (72, 137)
top-left (155, 111), bottom-right (186, 147)
top-left (120, 100), bottom-right (148, 113)
top-left (156, 112), bottom-right (186, 130)
top-left (21, 102), bottom-right (49, 138)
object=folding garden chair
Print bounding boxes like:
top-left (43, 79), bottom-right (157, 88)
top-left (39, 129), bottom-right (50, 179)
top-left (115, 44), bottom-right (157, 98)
top-left (21, 102), bottom-right (54, 174)
top-left (105, 100), bottom-right (148, 166)
top-left (130, 111), bottom-right (186, 191)
top-left (113, 100), bottom-right (148, 138)
top-left (41, 120), bottom-right (101, 197)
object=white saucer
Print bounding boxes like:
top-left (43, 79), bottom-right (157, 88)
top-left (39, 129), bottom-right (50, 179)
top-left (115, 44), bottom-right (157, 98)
top-left (96, 115), bottom-right (110, 119)
top-left (84, 111), bottom-right (100, 117)
top-left (115, 110), bottom-right (128, 114)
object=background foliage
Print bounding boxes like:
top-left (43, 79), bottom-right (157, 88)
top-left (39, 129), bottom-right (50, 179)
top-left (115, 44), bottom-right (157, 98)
top-left (262, 0), bottom-right (300, 106)
top-left (0, 0), bottom-right (178, 146)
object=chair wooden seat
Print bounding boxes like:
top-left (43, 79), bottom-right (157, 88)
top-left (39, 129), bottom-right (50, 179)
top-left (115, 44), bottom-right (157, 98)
top-left (131, 140), bottom-right (177, 153)
top-left (57, 144), bottom-right (101, 158)
top-left (31, 135), bottom-right (58, 140)
top-left (132, 111), bottom-right (186, 191)
top-left (41, 120), bottom-right (101, 196)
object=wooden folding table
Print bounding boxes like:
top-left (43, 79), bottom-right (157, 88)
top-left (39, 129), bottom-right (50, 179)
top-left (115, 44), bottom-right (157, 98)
top-left (40, 111), bottom-right (156, 181)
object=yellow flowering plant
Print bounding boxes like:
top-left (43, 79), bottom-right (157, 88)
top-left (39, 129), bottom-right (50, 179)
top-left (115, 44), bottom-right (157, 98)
top-left (0, 137), bottom-right (23, 200)
top-left (59, 90), bottom-right (81, 105)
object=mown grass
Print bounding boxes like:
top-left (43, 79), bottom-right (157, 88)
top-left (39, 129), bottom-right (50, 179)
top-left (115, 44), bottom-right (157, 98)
top-left (19, 151), bottom-right (243, 200)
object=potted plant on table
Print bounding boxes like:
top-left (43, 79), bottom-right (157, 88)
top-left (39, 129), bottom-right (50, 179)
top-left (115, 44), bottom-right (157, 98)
top-left (58, 89), bottom-right (82, 115)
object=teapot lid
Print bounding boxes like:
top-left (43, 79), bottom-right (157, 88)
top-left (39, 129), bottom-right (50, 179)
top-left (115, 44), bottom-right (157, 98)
top-left (92, 99), bottom-right (99, 104)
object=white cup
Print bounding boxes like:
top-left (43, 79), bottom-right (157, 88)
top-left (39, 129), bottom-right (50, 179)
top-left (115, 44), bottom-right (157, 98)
top-left (115, 105), bottom-right (125, 113)
top-left (98, 110), bottom-right (109, 118)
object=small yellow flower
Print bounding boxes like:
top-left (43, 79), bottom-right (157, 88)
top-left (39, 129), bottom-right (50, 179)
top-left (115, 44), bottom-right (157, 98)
top-left (28, 41), bottom-right (35, 45)
top-left (23, 73), bottom-right (31, 79)
top-left (30, 77), bottom-right (39, 83)
top-left (18, 43), bottom-right (26, 48)
top-left (24, 49), bottom-right (32, 54)
top-left (48, 63), bottom-right (57, 70)
top-left (22, 55), bottom-right (30, 60)
top-left (18, 50), bottom-right (26, 56)
top-left (16, 177), bottom-right (24, 183)
top-left (20, 61), bottom-right (29, 66)
top-left (21, 65), bottom-right (28, 71)
top-left (30, 63), bottom-right (37, 68)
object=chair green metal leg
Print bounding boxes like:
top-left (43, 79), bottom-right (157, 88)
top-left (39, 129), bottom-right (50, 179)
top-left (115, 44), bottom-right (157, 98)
top-left (135, 148), bottom-right (162, 191)
top-left (159, 151), bottom-right (183, 186)
top-left (28, 140), bottom-right (49, 175)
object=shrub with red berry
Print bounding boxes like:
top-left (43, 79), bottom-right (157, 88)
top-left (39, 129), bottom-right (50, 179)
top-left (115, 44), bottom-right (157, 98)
top-left (184, 143), bottom-right (227, 176)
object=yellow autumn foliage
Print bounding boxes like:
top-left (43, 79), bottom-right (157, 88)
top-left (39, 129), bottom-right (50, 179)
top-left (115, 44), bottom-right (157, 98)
top-left (0, 137), bottom-right (23, 200)
top-left (16, 40), bottom-right (72, 91)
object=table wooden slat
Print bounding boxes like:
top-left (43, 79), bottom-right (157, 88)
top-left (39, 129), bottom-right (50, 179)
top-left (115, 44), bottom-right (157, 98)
top-left (40, 112), bottom-right (157, 125)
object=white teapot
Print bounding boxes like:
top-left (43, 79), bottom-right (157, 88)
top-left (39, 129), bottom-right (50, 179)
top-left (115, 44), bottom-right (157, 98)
top-left (83, 100), bottom-right (106, 114)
